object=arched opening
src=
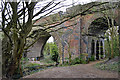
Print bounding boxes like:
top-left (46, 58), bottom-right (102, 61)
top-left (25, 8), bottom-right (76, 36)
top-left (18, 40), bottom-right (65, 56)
top-left (25, 29), bottom-right (51, 61)
top-left (96, 40), bottom-right (99, 60)
top-left (100, 41), bottom-right (103, 59)
top-left (91, 39), bottom-right (95, 56)
top-left (88, 17), bottom-right (109, 36)
top-left (88, 17), bottom-right (118, 60)
top-left (43, 36), bottom-right (54, 56)
top-left (41, 36), bottom-right (59, 65)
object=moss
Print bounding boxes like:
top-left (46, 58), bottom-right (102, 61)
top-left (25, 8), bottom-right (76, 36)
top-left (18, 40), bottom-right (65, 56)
top-left (27, 63), bottom-right (40, 67)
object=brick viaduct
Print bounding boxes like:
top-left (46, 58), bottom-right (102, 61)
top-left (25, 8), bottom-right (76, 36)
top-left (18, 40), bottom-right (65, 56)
top-left (26, 3), bottom-right (120, 61)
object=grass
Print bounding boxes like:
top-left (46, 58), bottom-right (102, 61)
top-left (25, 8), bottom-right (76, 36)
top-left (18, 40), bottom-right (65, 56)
top-left (94, 60), bottom-right (119, 72)
top-left (58, 58), bottom-right (88, 67)
top-left (26, 63), bottom-right (40, 67)
top-left (20, 55), bottom-right (56, 76)
top-left (40, 55), bottom-right (55, 65)
top-left (22, 59), bottom-right (55, 76)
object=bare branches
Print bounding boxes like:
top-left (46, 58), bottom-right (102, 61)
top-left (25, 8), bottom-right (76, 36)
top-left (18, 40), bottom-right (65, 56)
top-left (48, 22), bottom-right (77, 33)
top-left (34, 2), bottom-right (109, 32)
top-left (33, 1), bottom-right (54, 18)
top-left (33, 1), bottom-right (79, 24)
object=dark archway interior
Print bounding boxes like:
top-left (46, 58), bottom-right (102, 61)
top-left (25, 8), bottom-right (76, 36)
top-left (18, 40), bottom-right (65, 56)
top-left (96, 40), bottom-right (99, 60)
top-left (91, 40), bottom-right (95, 55)
top-left (100, 41), bottom-right (103, 59)
top-left (89, 17), bottom-right (118, 60)
top-left (88, 17), bottom-right (117, 36)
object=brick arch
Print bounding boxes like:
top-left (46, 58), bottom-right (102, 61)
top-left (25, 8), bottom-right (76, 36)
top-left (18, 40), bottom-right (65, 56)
top-left (39, 32), bottom-right (60, 60)
top-left (82, 13), bottom-right (104, 33)
top-left (79, 13), bottom-right (104, 55)
top-left (38, 32), bottom-right (59, 59)
top-left (82, 9), bottom-right (119, 60)
top-left (27, 35), bottom-right (51, 60)
top-left (27, 8), bottom-right (120, 61)
top-left (83, 9), bottom-right (119, 33)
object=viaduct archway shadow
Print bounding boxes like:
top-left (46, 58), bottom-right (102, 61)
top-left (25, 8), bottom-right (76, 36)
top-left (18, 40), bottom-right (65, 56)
top-left (100, 41), bottom-right (103, 59)
top-left (96, 40), bottom-right (99, 60)
top-left (91, 39), bottom-right (95, 56)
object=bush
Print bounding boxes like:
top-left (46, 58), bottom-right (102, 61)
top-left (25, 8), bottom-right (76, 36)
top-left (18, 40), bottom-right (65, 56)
top-left (70, 56), bottom-right (88, 65)
top-left (40, 55), bottom-right (55, 64)
top-left (44, 42), bottom-right (59, 65)
top-left (89, 55), bottom-right (95, 61)
top-left (80, 53), bottom-right (88, 64)
top-left (80, 59), bottom-right (88, 64)
top-left (63, 61), bottom-right (69, 66)
top-left (50, 43), bottom-right (59, 65)
top-left (70, 57), bottom-right (80, 65)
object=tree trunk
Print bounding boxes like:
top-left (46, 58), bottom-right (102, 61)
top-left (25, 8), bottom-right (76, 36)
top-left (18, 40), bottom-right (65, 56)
top-left (5, 38), bottom-right (25, 79)
top-left (110, 35), bottom-right (113, 59)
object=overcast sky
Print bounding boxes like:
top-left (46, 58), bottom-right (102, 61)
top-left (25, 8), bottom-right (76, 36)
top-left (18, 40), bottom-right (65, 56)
top-left (33, 0), bottom-right (95, 20)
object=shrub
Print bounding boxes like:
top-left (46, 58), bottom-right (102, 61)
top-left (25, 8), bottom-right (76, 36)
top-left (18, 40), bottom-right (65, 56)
top-left (50, 43), bottom-right (59, 65)
top-left (80, 59), bottom-right (88, 64)
top-left (80, 53), bottom-right (88, 64)
top-left (70, 56), bottom-right (88, 65)
top-left (89, 55), bottom-right (95, 61)
top-left (51, 48), bottom-right (58, 62)
top-left (70, 57), bottom-right (80, 65)
top-left (44, 42), bottom-right (59, 65)
top-left (63, 61), bottom-right (69, 66)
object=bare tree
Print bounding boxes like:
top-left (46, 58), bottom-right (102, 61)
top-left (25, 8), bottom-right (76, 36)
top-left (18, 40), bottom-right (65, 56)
top-left (101, 2), bottom-right (119, 59)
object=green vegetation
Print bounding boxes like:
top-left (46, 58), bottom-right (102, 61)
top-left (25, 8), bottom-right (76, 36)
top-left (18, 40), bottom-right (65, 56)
top-left (43, 42), bottom-right (59, 65)
top-left (21, 57), bottom-right (29, 69)
top-left (105, 27), bottom-right (119, 59)
top-left (51, 46), bottom-right (59, 65)
top-left (40, 55), bottom-right (55, 65)
top-left (26, 63), bottom-right (40, 67)
top-left (60, 53), bottom-right (89, 66)
top-left (22, 62), bottom-right (54, 76)
top-left (89, 55), bottom-right (95, 61)
top-left (44, 42), bottom-right (58, 55)
top-left (94, 61), bottom-right (119, 72)
top-left (70, 57), bottom-right (88, 65)
top-left (44, 43), bottom-right (90, 66)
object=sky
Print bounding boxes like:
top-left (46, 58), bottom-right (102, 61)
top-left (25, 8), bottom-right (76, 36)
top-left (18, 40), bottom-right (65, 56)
top-left (33, 0), bottom-right (95, 20)
top-left (47, 36), bottom-right (54, 43)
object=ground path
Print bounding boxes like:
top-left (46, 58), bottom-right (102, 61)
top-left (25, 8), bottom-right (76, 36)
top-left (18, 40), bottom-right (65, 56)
top-left (23, 61), bottom-right (118, 78)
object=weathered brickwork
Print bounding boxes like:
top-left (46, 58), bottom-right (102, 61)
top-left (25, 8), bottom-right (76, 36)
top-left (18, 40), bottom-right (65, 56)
top-left (27, 3), bottom-right (120, 61)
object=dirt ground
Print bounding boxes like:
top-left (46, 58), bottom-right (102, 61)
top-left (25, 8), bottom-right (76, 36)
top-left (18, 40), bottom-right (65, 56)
top-left (23, 61), bottom-right (118, 78)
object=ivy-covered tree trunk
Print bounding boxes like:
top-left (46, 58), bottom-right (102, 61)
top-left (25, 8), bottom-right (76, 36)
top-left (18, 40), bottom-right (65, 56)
top-left (2, 36), bottom-right (12, 78)
top-left (2, 35), bottom-right (26, 79)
